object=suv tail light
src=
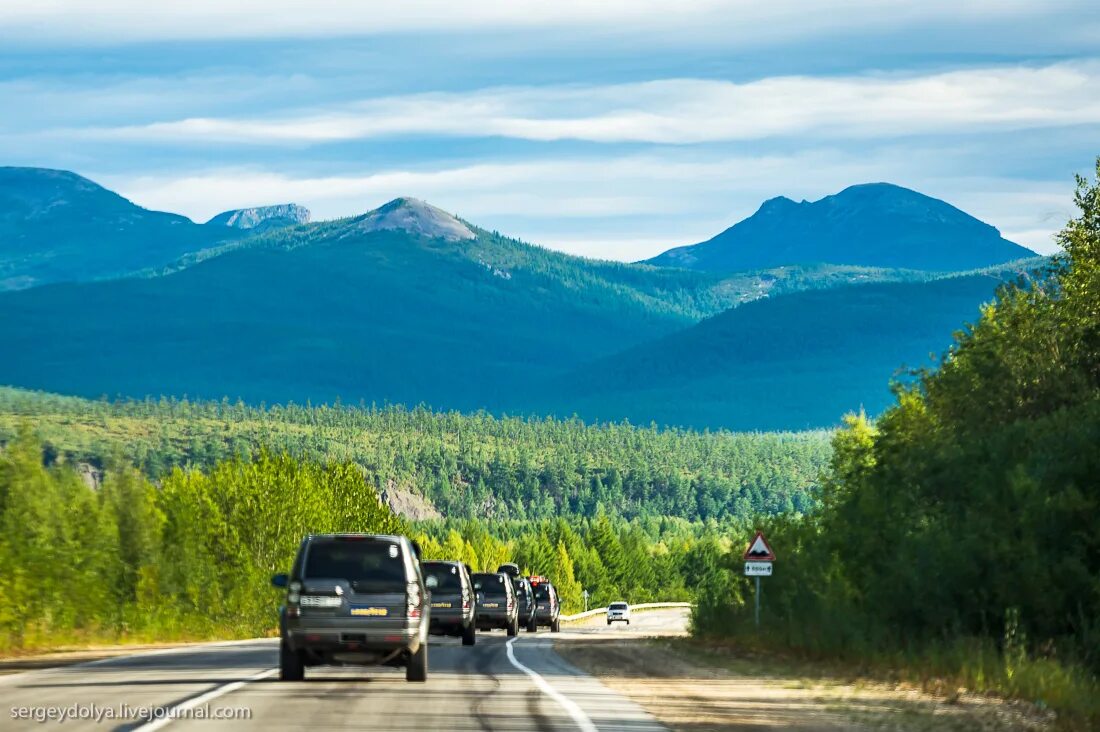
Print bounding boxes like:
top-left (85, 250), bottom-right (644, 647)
top-left (286, 580), bottom-right (302, 617)
top-left (407, 582), bottom-right (422, 619)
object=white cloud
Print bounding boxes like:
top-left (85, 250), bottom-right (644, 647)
top-left (74, 62), bottom-right (1100, 146)
top-left (0, 0), bottom-right (1054, 45)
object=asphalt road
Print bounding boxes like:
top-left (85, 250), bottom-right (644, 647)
top-left (0, 609), bottom-right (689, 731)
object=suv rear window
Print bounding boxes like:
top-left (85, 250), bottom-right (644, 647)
top-left (609, 602), bottom-right (627, 610)
top-left (533, 584), bottom-right (552, 600)
top-left (422, 563), bottom-right (463, 592)
top-left (303, 539), bottom-right (408, 593)
top-left (513, 580), bottom-right (529, 597)
top-left (472, 573), bottom-right (508, 597)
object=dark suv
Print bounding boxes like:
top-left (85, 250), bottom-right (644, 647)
top-left (422, 560), bottom-right (476, 646)
top-left (529, 576), bottom-right (561, 632)
top-left (272, 534), bottom-right (429, 682)
top-left (497, 564), bottom-right (537, 633)
top-left (513, 576), bottom-right (537, 633)
top-left (471, 572), bottom-right (518, 635)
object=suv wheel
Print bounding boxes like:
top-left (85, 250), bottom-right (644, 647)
top-left (462, 623), bottom-right (476, 646)
top-left (506, 616), bottom-right (518, 637)
top-left (279, 641), bottom-right (304, 681)
top-left (551, 618), bottom-right (561, 633)
top-left (527, 616), bottom-right (537, 633)
top-left (406, 642), bottom-right (428, 682)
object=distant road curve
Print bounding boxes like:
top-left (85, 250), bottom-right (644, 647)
top-left (561, 602), bottom-right (693, 623)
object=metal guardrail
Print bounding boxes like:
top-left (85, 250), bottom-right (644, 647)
top-left (560, 601), bottom-right (692, 622)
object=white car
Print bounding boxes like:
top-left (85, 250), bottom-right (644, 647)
top-left (607, 601), bottom-right (631, 625)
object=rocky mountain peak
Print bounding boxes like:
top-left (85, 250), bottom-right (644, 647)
top-left (206, 203), bottom-right (310, 231)
top-left (356, 197), bottom-right (475, 242)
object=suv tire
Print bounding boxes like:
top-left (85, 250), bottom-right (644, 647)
top-left (507, 617), bottom-right (518, 637)
top-left (406, 642), bottom-right (428, 682)
top-left (280, 641), bottom-right (304, 681)
top-left (527, 616), bottom-right (538, 633)
top-left (462, 623), bottom-right (476, 646)
top-left (551, 618), bottom-right (561, 633)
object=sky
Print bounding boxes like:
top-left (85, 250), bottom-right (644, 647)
top-left (2, 1), bottom-right (1098, 260)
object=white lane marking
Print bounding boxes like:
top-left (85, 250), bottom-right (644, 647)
top-left (133, 667), bottom-right (278, 731)
top-left (506, 637), bottom-right (598, 732)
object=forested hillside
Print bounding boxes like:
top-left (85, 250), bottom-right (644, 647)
top-left (692, 162), bottom-right (1100, 726)
top-left (543, 260), bottom-right (1046, 430)
top-left (0, 387), bottom-right (831, 521)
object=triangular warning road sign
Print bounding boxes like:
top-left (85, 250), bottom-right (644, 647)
top-left (743, 530), bottom-right (776, 561)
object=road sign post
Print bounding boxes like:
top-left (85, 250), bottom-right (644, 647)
top-left (582, 588), bottom-right (589, 612)
top-left (754, 576), bottom-right (761, 627)
top-left (743, 531), bottom-right (775, 630)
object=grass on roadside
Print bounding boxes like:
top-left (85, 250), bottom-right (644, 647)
top-left (679, 635), bottom-right (1097, 731)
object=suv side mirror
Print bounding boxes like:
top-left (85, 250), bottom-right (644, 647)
top-left (271, 573), bottom-right (289, 588)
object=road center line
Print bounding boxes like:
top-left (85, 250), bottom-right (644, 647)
top-left (506, 637), bottom-right (598, 732)
top-left (133, 667), bottom-right (278, 731)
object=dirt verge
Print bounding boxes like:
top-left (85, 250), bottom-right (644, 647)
top-left (556, 637), bottom-right (1054, 731)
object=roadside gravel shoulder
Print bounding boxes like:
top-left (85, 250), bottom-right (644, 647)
top-left (555, 637), bottom-right (1055, 732)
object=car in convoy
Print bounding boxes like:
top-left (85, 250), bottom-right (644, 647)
top-left (497, 563), bottom-right (538, 633)
top-left (528, 575), bottom-right (561, 632)
top-left (422, 560), bottom-right (477, 645)
top-left (471, 571), bottom-right (518, 635)
top-left (272, 533), bottom-right (429, 682)
top-left (513, 576), bottom-right (538, 632)
top-left (607, 601), bottom-right (631, 625)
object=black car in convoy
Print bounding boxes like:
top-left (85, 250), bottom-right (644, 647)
top-left (272, 533), bottom-right (429, 682)
top-left (422, 560), bottom-right (477, 646)
top-left (471, 572), bottom-right (518, 635)
top-left (529, 575), bottom-right (561, 632)
top-left (496, 563), bottom-right (537, 633)
top-left (513, 576), bottom-right (537, 632)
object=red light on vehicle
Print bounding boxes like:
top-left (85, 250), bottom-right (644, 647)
top-left (306, 634), bottom-right (321, 641)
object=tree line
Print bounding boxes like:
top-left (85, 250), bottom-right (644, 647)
top-left (0, 391), bottom-right (830, 522)
top-left (691, 161), bottom-right (1100, 726)
top-left (0, 431), bottom-right (728, 651)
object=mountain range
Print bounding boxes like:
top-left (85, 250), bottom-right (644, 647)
top-left (0, 167), bottom-right (1041, 430)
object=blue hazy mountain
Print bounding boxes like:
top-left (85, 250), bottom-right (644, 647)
top-left (0, 195), bottom-right (757, 412)
top-left (646, 183), bottom-right (1037, 273)
top-left (0, 167), bottom-right (253, 290)
top-left (535, 261), bottom-right (1045, 430)
top-left (0, 170), bottom-right (1042, 429)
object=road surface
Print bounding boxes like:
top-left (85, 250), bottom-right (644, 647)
top-left (0, 609), bottom-right (690, 731)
